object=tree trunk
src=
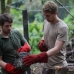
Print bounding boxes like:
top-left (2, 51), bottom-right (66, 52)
top-left (0, 0), bottom-right (1, 14)
top-left (5, 0), bottom-right (12, 13)
top-left (1, 0), bottom-right (5, 14)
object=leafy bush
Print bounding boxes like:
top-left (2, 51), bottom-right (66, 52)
top-left (29, 20), bottom-right (43, 54)
top-left (64, 9), bottom-right (74, 39)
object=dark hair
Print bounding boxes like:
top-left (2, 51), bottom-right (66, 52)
top-left (0, 13), bottom-right (13, 26)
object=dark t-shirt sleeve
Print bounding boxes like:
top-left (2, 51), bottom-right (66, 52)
top-left (14, 30), bottom-right (27, 46)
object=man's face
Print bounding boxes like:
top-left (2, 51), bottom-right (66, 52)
top-left (43, 12), bottom-right (56, 22)
top-left (1, 22), bottom-right (12, 34)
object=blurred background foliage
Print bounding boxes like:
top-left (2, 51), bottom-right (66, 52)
top-left (0, 0), bottom-right (74, 54)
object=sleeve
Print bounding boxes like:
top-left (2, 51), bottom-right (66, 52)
top-left (42, 20), bottom-right (46, 39)
top-left (42, 20), bottom-right (46, 32)
top-left (14, 30), bottom-right (27, 46)
top-left (57, 27), bottom-right (68, 42)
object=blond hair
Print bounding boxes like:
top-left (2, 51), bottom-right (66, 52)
top-left (42, 1), bottom-right (58, 13)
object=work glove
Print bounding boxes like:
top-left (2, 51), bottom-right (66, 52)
top-left (38, 40), bottom-right (48, 52)
top-left (17, 43), bottom-right (31, 52)
top-left (4, 63), bottom-right (24, 74)
top-left (22, 52), bottom-right (48, 66)
top-left (14, 52), bottom-right (30, 71)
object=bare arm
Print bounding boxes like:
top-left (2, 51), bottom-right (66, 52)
top-left (46, 40), bottom-right (65, 57)
top-left (0, 56), bottom-right (7, 68)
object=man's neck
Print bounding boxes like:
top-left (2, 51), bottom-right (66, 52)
top-left (50, 16), bottom-right (60, 24)
top-left (0, 31), bottom-right (9, 38)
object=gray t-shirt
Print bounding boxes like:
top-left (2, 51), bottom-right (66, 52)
top-left (43, 19), bottom-right (68, 69)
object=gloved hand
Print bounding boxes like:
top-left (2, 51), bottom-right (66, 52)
top-left (4, 63), bottom-right (24, 74)
top-left (22, 52), bottom-right (48, 66)
top-left (38, 40), bottom-right (48, 52)
top-left (17, 43), bottom-right (31, 52)
top-left (14, 52), bottom-right (30, 71)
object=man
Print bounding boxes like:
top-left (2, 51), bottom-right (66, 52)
top-left (22, 1), bottom-right (68, 74)
top-left (0, 13), bottom-right (31, 74)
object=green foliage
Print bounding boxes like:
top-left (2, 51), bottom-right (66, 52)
top-left (12, 23), bottom-right (24, 34)
top-left (35, 13), bottom-right (43, 22)
top-left (64, 9), bottom-right (74, 39)
top-left (10, 9), bottom-right (22, 22)
top-left (41, 0), bottom-right (46, 5)
top-left (29, 20), bottom-right (43, 54)
top-left (10, 8), bottom-right (24, 34)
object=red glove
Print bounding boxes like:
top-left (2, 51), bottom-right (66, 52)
top-left (4, 63), bottom-right (24, 74)
top-left (38, 40), bottom-right (48, 52)
top-left (23, 52), bottom-right (48, 66)
top-left (17, 43), bottom-right (31, 52)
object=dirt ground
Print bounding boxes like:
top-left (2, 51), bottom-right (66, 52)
top-left (31, 63), bottom-right (44, 74)
top-left (30, 63), bottom-right (74, 74)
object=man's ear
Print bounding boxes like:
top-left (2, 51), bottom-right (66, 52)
top-left (54, 11), bottom-right (58, 15)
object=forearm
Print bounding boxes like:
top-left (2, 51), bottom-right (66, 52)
top-left (46, 47), bottom-right (60, 57)
top-left (46, 40), bottom-right (64, 57)
top-left (0, 60), bottom-right (7, 68)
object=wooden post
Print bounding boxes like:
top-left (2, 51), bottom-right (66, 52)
top-left (22, 10), bottom-right (31, 74)
top-left (22, 10), bottom-right (29, 42)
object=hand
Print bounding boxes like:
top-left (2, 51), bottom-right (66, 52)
top-left (22, 52), bottom-right (48, 66)
top-left (17, 43), bottom-right (31, 52)
top-left (4, 63), bottom-right (24, 74)
top-left (38, 40), bottom-right (48, 52)
top-left (55, 66), bottom-right (62, 70)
